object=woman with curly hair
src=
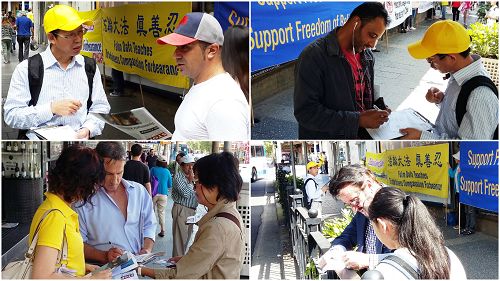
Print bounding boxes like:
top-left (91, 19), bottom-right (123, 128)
top-left (139, 152), bottom-right (245, 279)
top-left (28, 145), bottom-right (111, 279)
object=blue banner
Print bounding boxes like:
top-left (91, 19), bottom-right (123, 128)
top-left (459, 142), bottom-right (499, 213)
top-left (214, 2), bottom-right (249, 31)
top-left (251, 1), bottom-right (362, 72)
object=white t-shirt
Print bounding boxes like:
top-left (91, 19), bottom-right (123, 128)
top-left (374, 247), bottom-right (466, 279)
top-left (172, 73), bottom-right (249, 140)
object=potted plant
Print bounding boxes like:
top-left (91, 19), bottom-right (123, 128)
top-left (468, 21), bottom-right (499, 85)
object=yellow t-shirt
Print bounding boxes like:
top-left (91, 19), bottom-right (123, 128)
top-left (29, 192), bottom-right (85, 276)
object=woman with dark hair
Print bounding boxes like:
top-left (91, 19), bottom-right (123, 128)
top-left (222, 25), bottom-right (249, 101)
top-left (139, 152), bottom-right (244, 279)
top-left (368, 186), bottom-right (466, 279)
top-left (29, 145), bottom-right (111, 279)
top-left (150, 155), bottom-right (173, 237)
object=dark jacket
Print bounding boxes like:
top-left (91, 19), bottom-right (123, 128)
top-left (331, 212), bottom-right (391, 254)
top-left (294, 27), bottom-right (375, 139)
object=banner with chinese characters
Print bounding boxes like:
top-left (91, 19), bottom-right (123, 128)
top-left (365, 151), bottom-right (386, 180)
top-left (459, 142), bottom-right (498, 213)
top-left (367, 144), bottom-right (449, 199)
top-left (101, 2), bottom-right (191, 88)
top-left (384, 1), bottom-right (412, 30)
top-left (214, 2), bottom-right (249, 31)
top-left (80, 9), bottom-right (103, 63)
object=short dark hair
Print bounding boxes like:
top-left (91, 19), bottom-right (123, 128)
top-left (193, 152), bottom-right (242, 202)
top-left (222, 25), bottom-right (249, 99)
top-left (95, 142), bottom-right (127, 161)
top-left (176, 152), bottom-right (186, 159)
top-left (48, 145), bottom-right (103, 206)
top-left (329, 164), bottom-right (377, 198)
top-left (350, 2), bottom-right (390, 26)
top-left (156, 160), bottom-right (168, 168)
top-left (130, 144), bottom-right (143, 157)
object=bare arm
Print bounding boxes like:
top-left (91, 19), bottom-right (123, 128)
top-left (83, 243), bottom-right (123, 265)
top-left (32, 245), bottom-right (112, 279)
top-left (139, 237), bottom-right (154, 254)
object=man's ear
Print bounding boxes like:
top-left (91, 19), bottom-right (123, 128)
top-left (47, 33), bottom-right (56, 44)
top-left (206, 43), bottom-right (220, 60)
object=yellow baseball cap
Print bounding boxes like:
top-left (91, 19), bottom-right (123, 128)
top-left (306, 161), bottom-right (320, 170)
top-left (43, 5), bottom-right (93, 34)
top-left (407, 20), bottom-right (471, 59)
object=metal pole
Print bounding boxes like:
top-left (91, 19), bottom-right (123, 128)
top-left (290, 141), bottom-right (297, 190)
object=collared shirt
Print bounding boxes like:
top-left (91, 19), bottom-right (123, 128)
top-left (154, 200), bottom-right (244, 279)
top-left (305, 174), bottom-right (322, 203)
top-left (171, 170), bottom-right (198, 209)
top-left (4, 46), bottom-right (111, 137)
top-left (15, 15), bottom-right (32, 36)
top-left (421, 55), bottom-right (498, 140)
top-left (30, 192), bottom-right (85, 276)
top-left (75, 179), bottom-right (156, 254)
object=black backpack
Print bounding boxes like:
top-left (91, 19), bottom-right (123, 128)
top-left (455, 75), bottom-right (498, 140)
top-left (17, 53), bottom-right (97, 139)
top-left (301, 178), bottom-right (317, 209)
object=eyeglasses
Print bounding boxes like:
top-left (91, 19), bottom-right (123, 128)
top-left (426, 54), bottom-right (448, 64)
top-left (54, 28), bottom-right (87, 40)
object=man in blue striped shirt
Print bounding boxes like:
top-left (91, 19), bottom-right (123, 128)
top-left (401, 20), bottom-right (498, 140)
top-left (171, 154), bottom-right (198, 257)
top-left (4, 5), bottom-right (110, 139)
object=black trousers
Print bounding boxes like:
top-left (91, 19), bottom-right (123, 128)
top-left (16, 35), bottom-right (30, 62)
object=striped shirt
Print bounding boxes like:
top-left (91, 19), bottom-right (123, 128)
top-left (171, 171), bottom-right (198, 209)
top-left (4, 45), bottom-right (111, 138)
top-left (421, 55), bottom-right (498, 140)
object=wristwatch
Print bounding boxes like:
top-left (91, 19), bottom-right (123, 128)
top-left (137, 265), bottom-right (144, 277)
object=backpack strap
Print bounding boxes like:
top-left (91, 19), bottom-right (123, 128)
top-left (18, 54), bottom-right (45, 139)
top-left (379, 254), bottom-right (419, 279)
top-left (456, 75), bottom-right (498, 139)
top-left (215, 212), bottom-right (241, 231)
top-left (27, 53), bottom-right (44, 107)
top-left (83, 56), bottom-right (96, 111)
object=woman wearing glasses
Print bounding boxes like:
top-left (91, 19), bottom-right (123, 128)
top-left (27, 145), bottom-right (111, 278)
top-left (368, 186), bottom-right (466, 279)
top-left (139, 152), bottom-right (245, 279)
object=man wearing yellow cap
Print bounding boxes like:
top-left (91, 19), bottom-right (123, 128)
top-left (401, 20), bottom-right (498, 140)
top-left (305, 161), bottom-right (328, 216)
top-left (4, 4), bottom-right (110, 139)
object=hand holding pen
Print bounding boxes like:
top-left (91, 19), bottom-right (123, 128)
top-left (106, 241), bottom-right (124, 262)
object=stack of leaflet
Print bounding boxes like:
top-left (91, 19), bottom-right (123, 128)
top-left (92, 251), bottom-right (138, 279)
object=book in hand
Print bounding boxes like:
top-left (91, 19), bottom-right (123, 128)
top-left (91, 107), bottom-right (171, 140)
top-left (92, 251), bottom-right (138, 278)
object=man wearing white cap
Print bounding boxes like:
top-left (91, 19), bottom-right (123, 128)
top-left (157, 12), bottom-right (249, 140)
top-left (401, 20), bottom-right (498, 140)
top-left (171, 154), bottom-right (198, 257)
top-left (4, 4), bottom-right (110, 139)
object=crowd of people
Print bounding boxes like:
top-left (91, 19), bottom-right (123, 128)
top-left (3, 4), bottom-right (250, 140)
top-left (25, 142), bottom-right (246, 278)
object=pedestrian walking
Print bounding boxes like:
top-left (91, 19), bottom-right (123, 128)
top-left (2, 16), bottom-right (14, 63)
top-left (15, 10), bottom-right (33, 61)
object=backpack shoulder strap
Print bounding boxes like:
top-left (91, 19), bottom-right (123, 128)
top-left (380, 254), bottom-right (420, 279)
top-left (27, 53), bottom-right (44, 107)
top-left (215, 212), bottom-right (241, 231)
top-left (83, 56), bottom-right (97, 111)
top-left (304, 177), bottom-right (318, 188)
top-left (456, 75), bottom-right (498, 126)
